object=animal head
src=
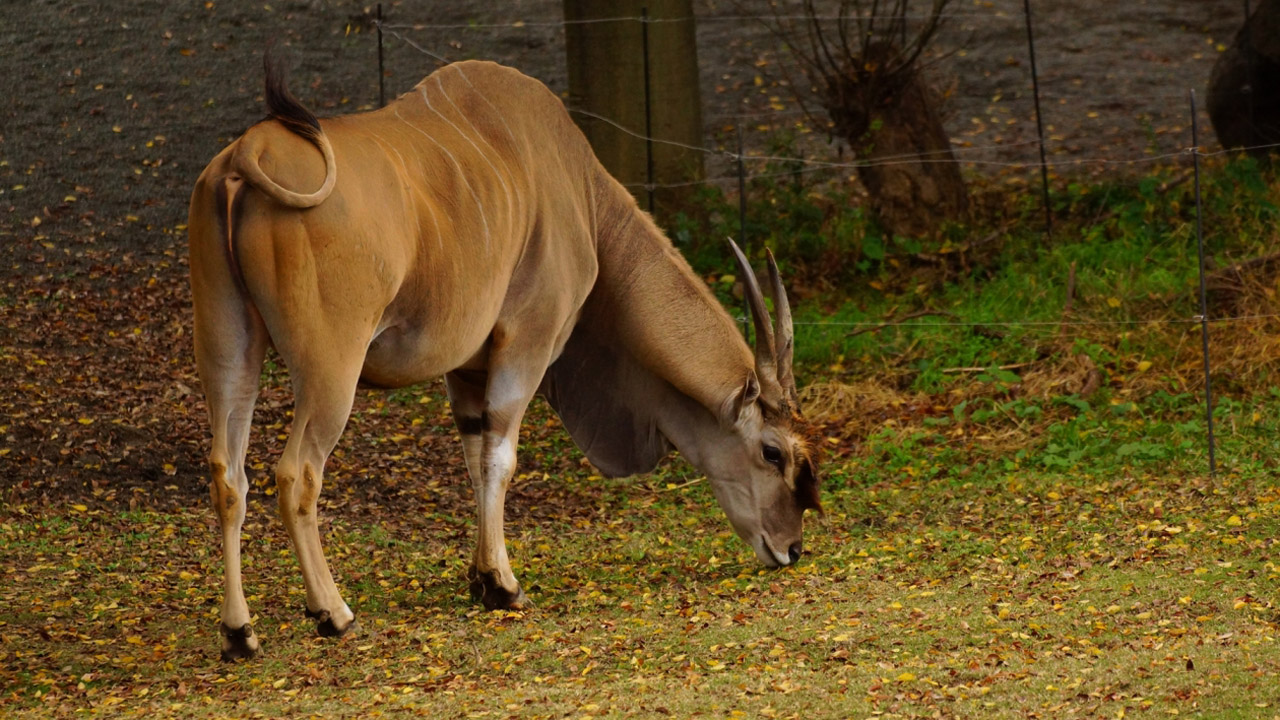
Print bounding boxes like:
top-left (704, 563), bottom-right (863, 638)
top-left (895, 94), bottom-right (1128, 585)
top-left (698, 241), bottom-right (822, 568)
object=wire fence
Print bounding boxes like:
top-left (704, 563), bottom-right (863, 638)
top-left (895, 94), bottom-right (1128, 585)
top-left (371, 6), bottom-right (1255, 180)
top-left (358, 2), bottom-right (1275, 471)
top-left (787, 314), bottom-right (1280, 329)
top-left (384, 22), bottom-right (1280, 195)
top-left (371, 5), bottom-right (1280, 217)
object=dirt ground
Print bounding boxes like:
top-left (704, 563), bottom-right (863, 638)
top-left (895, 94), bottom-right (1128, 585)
top-left (0, 0), bottom-right (1247, 507)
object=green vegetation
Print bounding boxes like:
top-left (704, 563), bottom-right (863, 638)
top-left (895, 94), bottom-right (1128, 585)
top-left (4, 159), bottom-right (1279, 718)
top-left (675, 154), bottom-right (1280, 482)
top-left (2, 460), bottom-right (1277, 718)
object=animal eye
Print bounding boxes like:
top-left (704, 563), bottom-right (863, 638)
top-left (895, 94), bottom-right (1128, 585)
top-left (762, 444), bottom-right (783, 466)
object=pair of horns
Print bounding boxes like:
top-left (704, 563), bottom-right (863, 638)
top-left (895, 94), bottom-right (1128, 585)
top-left (728, 239), bottom-right (798, 411)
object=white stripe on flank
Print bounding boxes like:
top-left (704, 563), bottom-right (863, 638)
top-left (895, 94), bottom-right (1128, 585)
top-left (431, 74), bottom-right (517, 237)
top-left (365, 131), bottom-right (443, 252)
top-left (449, 64), bottom-right (520, 147)
top-left (393, 104), bottom-right (491, 250)
top-left (418, 85), bottom-right (505, 249)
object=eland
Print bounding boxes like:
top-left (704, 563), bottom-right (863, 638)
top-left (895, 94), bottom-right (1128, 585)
top-left (188, 56), bottom-right (820, 661)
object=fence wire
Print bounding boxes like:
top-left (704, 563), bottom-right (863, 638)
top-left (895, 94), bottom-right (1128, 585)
top-left (366, 6), bottom-right (1279, 472)
top-left (380, 12), bottom-right (1022, 31)
top-left (785, 314), bottom-right (1280, 330)
top-left (380, 24), bottom-right (1280, 184)
top-left (377, 9), bottom-right (1280, 338)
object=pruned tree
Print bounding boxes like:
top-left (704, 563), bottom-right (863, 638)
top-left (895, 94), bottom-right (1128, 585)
top-left (1207, 0), bottom-right (1280, 159)
top-left (769, 0), bottom-right (967, 238)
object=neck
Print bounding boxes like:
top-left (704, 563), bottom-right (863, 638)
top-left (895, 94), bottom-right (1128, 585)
top-left (590, 183), bottom-right (753, 420)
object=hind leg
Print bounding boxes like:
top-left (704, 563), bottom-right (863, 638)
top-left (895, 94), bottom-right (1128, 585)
top-left (195, 303), bottom-right (269, 661)
top-left (273, 344), bottom-right (366, 637)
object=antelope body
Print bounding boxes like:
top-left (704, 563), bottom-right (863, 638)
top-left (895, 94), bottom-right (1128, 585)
top-left (188, 58), bottom-right (819, 661)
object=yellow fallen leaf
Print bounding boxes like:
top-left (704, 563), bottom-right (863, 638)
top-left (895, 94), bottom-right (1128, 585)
top-left (897, 672), bottom-right (916, 682)
top-left (1135, 360), bottom-right (1152, 372)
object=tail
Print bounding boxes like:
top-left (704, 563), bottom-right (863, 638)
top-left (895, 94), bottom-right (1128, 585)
top-left (230, 49), bottom-right (337, 209)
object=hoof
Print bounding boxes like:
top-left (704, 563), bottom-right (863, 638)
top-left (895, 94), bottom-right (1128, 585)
top-left (219, 623), bottom-right (260, 661)
top-left (468, 567), bottom-right (530, 611)
top-left (305, 607), bottom-right (358, 638)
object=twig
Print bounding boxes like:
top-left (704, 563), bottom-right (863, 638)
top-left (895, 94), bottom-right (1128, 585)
top-left (656, 477), bottom-right (705, 493)
top-left (846, 309), bottom-right (959, 337)
top-left (1062, 261), bottom-right (1077, 316)
top-left (941, 361), bottom-right (1034, 374)
top-left (1156, 169), bottom-right (1195, 195)
top-left (1086, 168), bottom-right (1196, 228)
top-left (1206, 251), bottom-right (1280, 290)
top-left (1056, 260), bottom-right (1077, 342)
top-left (916, 228), bottom-right (1004, 265)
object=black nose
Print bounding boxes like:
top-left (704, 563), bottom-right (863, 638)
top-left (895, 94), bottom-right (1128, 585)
top-left (788, 542), bottom-right (802, 565)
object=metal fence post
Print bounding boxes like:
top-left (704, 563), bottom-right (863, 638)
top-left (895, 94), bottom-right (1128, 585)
top-left (737, 123), bottom-right (749, 337)
top-left (1190, 89), bottom-right (1218, 476)
top-left (1023, 0), bottom-right (1052, 236)
top-left (377, 3), bottom-right (386, 108)
top-left (641, 6), bottom-right (655, 213)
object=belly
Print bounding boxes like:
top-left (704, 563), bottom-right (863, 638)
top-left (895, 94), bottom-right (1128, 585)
top-left (359, 316), bottom-right (494, 388)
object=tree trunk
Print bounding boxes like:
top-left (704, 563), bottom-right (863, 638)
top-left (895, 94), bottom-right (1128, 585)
top-left (841, 66), bottom-right (968, 239)
top-left (564, 0), bottom-right (704, 216)
top-left (1208, 0), bottom-right (1280, 157)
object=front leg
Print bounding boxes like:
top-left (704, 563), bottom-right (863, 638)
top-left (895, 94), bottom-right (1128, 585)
top-left (467, 420), bottom-right (529, 610)
top-left (446, 370), bottom-right (532, 610)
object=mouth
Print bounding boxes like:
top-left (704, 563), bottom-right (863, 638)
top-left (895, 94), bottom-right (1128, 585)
top-left (757, 535), bottom-right (794, 568)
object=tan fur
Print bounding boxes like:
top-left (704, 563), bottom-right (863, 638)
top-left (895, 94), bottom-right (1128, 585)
top-left (189, 61), bottom-right (817, 658)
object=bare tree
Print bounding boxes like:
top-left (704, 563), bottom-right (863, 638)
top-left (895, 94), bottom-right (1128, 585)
top-left (771, 0), bottom-right (967, 238)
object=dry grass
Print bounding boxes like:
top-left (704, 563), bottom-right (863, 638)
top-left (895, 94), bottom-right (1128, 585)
top-left (3, 465), bottom-right (1277, 719)
top-left (801, 284), bottom-right (1280, 465)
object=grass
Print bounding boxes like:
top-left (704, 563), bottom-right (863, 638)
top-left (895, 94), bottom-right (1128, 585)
top-left (5, 157), bottom-right (1280, 718)
top-left (2, 456), bottom-right (1278, 718)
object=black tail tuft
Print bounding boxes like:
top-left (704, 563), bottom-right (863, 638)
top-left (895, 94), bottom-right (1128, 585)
top-left (262, 44), bottom-right (321, 135)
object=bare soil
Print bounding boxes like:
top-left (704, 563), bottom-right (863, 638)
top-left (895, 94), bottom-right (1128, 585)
top-left (0, 0), bottom-right (1246, 506)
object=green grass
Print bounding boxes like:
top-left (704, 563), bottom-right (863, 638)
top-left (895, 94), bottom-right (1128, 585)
top-left (2, 457), bottom-right (1277, 718)
top-left (6, 154), bottom-right (1280, 718)
top-left (679, 155), bottom-right (1279, 395)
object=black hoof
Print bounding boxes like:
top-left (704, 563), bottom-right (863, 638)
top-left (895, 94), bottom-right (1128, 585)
top-left (305, 607), bottom-right (357, 638)
top-left (468, 567), bottom-right (530, 611)
top-left (219, 623), bottom-right (259, 661)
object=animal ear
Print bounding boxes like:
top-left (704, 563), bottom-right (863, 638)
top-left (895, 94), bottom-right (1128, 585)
top-left (795, 454), bottom-right (822, 513)
top-left (726, 371), bottom-right (761, 425)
